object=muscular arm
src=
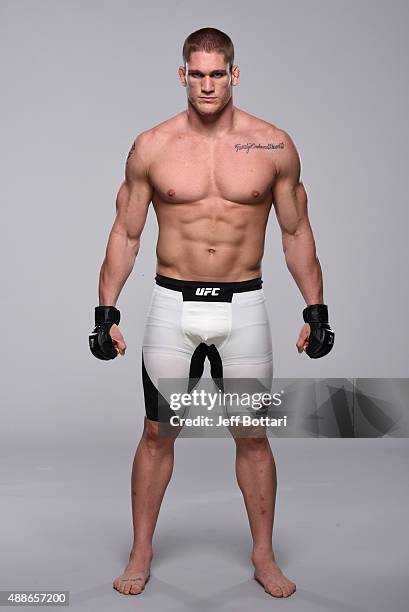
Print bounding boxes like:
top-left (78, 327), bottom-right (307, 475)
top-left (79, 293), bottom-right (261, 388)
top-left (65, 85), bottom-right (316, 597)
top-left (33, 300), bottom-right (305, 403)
top-left (272, 130), bottom-right (323, 305)
top-left (98, 134), bottom-right (153, 305)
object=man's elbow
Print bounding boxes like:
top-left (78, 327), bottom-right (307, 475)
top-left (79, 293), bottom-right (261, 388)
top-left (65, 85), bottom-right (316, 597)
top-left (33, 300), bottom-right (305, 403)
top-left (126, 231), bottom-right (141, 252)
top-left (110, 223), bottom-right (142, 253)
top-left (282, 225), bottom-right (316, 257)
top-left (281, 227), bottom-right (300, 255)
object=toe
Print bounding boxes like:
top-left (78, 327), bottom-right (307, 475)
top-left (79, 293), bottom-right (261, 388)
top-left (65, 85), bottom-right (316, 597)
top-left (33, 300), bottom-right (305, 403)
top-left (270, 586), bottom-right (283, 597)
top-left (130, 582), bottom-right (143, 595)
top-left (123, 581), bottom-right (132, 595)
top-left (113, 576), bottom-right (126, 593)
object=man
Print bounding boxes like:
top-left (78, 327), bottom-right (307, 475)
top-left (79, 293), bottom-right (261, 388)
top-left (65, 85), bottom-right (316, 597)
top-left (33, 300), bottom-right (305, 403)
top-left (89, 27), bottom-right (334, 598)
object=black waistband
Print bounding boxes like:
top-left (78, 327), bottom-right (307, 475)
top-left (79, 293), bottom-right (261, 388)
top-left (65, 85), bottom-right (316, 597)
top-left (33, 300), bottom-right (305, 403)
top-left (155, 274), bottom-right (263, 302)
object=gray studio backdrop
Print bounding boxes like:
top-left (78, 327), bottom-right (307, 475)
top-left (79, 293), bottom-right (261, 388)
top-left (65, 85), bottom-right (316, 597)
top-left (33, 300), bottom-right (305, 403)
top-left (1, 0), bottom-right (408, 448)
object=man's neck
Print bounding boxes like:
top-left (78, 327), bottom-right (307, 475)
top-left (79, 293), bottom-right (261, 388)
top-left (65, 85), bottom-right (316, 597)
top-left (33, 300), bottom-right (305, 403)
top-left (185, 98), bottom-right (237, 136)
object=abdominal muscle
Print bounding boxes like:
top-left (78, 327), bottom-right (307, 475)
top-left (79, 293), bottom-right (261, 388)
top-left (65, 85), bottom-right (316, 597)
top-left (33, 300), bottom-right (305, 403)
top-left (153, 196), bottom-right (272, 281)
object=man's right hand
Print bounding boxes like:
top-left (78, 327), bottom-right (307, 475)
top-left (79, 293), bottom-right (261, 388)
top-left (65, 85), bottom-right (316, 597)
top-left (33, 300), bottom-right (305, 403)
top-left (89, 306), bottom-right (126, 360)
top-left (109, 323), bottom-right (127, 356)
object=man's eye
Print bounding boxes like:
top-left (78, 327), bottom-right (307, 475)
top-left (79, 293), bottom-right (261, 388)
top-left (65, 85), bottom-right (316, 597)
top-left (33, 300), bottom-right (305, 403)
top-left (189, 73), bottom-right (224, 78)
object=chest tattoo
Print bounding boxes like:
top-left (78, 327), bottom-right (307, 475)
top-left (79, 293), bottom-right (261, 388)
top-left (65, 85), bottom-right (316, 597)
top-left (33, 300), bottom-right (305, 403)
top-left (234, 142), bottom-right (285, 153)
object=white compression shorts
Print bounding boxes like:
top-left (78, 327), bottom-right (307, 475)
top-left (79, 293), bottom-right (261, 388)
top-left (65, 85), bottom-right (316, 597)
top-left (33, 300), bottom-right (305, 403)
top-left (142, 274), bottom-right (273, 422)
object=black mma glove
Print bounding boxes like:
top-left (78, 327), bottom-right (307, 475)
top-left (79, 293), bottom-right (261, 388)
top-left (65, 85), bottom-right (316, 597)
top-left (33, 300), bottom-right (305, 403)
top-left (89, 306), bottom-right (121, 360)
top-left (303, 304), bottom-right (334, 359)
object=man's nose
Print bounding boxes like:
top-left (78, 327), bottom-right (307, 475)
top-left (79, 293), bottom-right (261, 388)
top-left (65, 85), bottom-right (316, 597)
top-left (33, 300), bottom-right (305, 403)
top-left (201, 77), bottom-right (215, 93)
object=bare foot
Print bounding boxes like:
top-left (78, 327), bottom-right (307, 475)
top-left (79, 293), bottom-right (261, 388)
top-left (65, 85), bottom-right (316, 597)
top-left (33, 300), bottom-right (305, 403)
top-left (253, 555), bottom-right (296, 598)
top-left (113, 551), bottom-right (152, 596)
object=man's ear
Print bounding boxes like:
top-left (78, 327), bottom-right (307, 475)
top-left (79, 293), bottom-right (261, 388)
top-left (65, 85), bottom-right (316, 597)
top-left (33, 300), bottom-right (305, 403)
top-left (231, 64), bottom-right (240, 86)
top-left (178, 65), bottom-right (187, 87)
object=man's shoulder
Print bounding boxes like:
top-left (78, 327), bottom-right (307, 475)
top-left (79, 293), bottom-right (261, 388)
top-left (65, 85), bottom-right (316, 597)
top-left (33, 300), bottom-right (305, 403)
top-left (135, 112), bottom-right (186, 146)
top-left (235, 109), bottom-right (300, 176)
top-left (235, 108), bottom-right (294, 143)
top-left (127, 113), bottom-right (185, 171)
top-left (235, 108), bottom-right (276, 135)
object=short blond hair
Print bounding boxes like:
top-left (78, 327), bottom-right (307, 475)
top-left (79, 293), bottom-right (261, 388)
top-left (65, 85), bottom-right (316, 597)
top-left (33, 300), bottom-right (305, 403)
top-left (182, 27), bottom-right (234, 71)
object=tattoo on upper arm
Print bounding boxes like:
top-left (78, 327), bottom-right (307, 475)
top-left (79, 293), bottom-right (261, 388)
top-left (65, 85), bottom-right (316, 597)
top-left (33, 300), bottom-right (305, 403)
top-left (234, 141), bottom-right (285, 153)
top-left (126, 141), bottom-right (136, 165)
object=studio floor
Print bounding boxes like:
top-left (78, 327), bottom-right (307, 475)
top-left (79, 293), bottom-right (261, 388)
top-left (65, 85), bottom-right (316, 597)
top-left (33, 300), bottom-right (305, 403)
top-left (1, 438), bottom-right (407, 612)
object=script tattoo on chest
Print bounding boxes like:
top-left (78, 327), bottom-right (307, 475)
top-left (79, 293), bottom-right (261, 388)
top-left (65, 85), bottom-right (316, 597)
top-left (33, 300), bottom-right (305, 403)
top-left (234, 142), bottom-right (285, 153)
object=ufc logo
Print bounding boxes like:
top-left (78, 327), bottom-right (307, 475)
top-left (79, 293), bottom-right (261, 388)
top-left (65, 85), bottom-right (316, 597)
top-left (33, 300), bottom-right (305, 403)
top-left (195, 287), bottom-right (220, 296)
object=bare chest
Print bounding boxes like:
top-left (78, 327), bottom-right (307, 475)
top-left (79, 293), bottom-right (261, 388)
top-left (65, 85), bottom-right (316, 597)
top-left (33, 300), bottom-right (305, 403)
top-left (150, 137), bottom-right (278, 205)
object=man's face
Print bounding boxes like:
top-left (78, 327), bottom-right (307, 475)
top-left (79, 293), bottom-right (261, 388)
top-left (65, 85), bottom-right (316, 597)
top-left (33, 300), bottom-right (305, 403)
top-left (179, 51), bottom-right (239, 116)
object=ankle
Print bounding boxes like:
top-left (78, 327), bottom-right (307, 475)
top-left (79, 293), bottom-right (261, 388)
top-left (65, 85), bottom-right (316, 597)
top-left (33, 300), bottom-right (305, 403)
top-left (129, 545), bottom-right (153, 563)
top-left (252, 548), bottom-right (275, 564)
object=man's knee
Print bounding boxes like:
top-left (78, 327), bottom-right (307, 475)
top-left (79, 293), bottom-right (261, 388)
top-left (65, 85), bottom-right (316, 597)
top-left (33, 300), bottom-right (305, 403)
top-left (235, 435), bottom-right (270, 457)
top-left (142, 418), bottom-right (175, 454)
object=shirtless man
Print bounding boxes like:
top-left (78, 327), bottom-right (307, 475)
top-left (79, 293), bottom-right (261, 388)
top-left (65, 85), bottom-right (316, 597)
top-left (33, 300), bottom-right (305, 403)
top-left (89, 27), bottom-right (334, 599)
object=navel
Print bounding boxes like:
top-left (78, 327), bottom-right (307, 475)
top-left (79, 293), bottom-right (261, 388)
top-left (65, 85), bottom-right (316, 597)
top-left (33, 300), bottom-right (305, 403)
top-left (167, 189), bottom-right (176, 197)
top-left (208, 248), bottom-right (216, 254)
top-left (252, 190), bottom-right (260, 198)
